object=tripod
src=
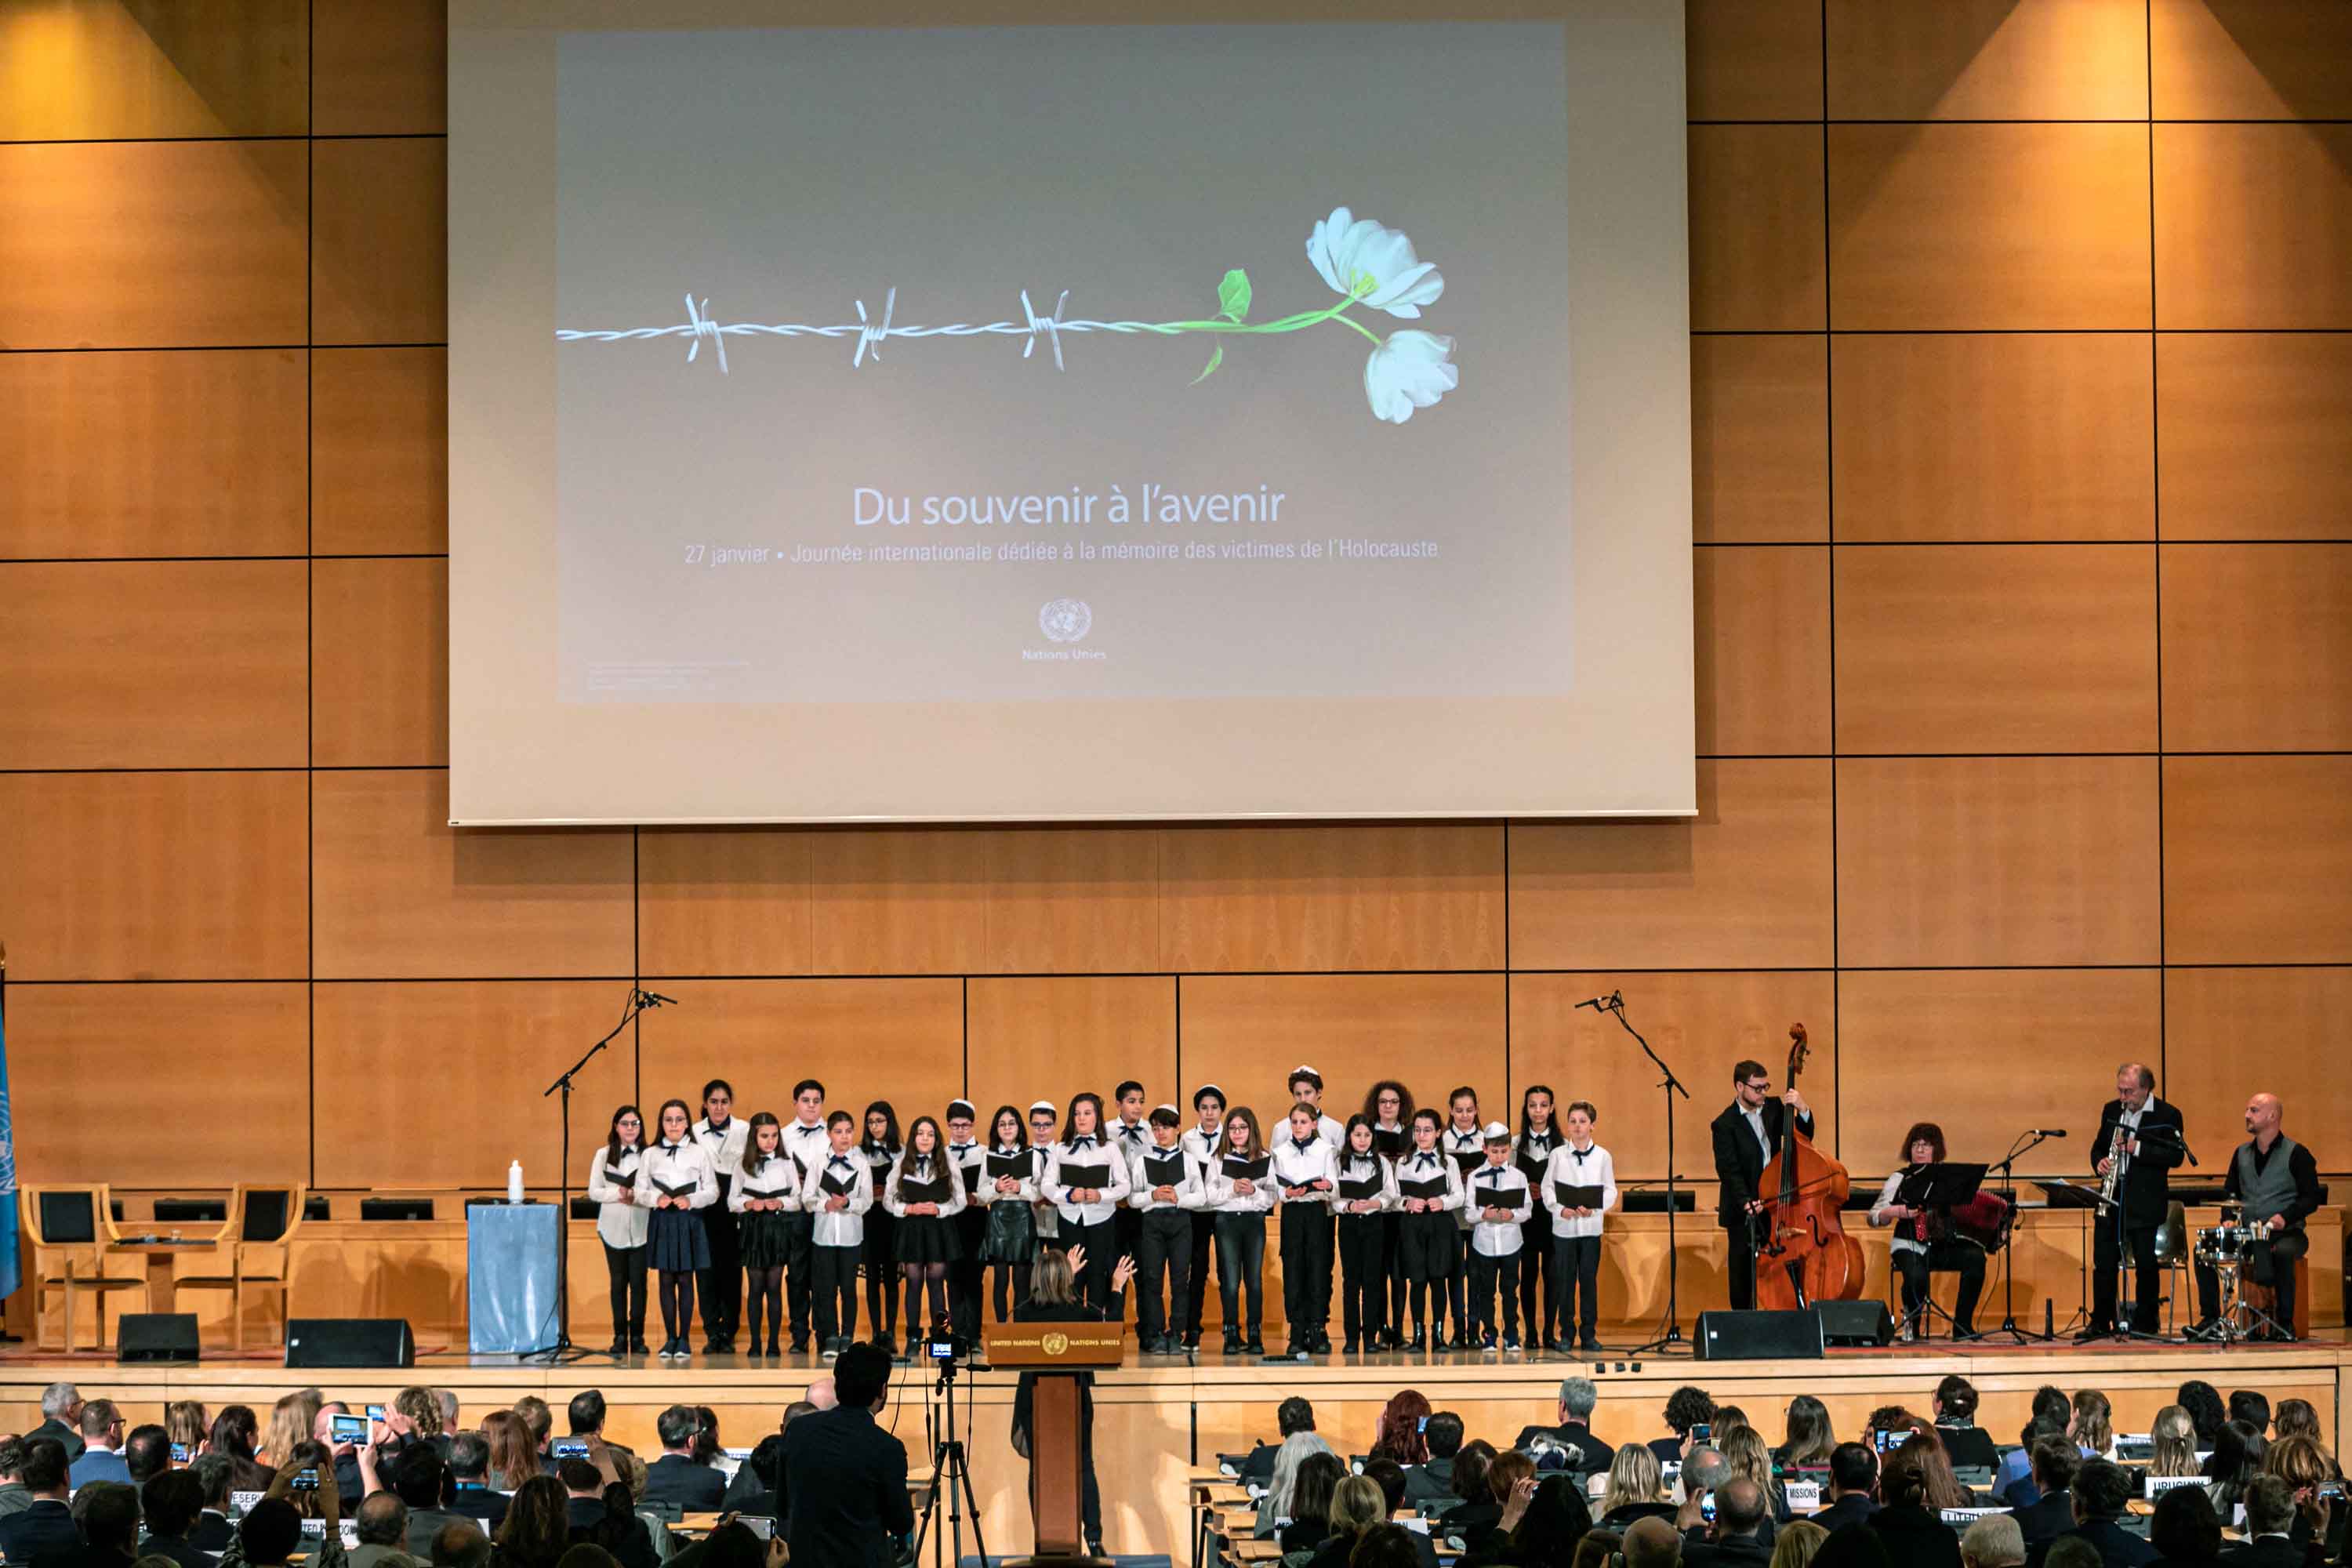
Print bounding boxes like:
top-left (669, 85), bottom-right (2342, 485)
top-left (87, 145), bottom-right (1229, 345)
top-left (527, 986), bottom-right (662, 1365)
top-left (1975, 1130), bottom-right (2053, 1345)
top-left (1593, 993), bottom-right (1691, 1357)
top-left (912, 1349), bottom-right (989, 1568)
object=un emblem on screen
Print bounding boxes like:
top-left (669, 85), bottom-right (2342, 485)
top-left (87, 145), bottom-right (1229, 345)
top-left (1039, 598), bottom-right (1093, 644)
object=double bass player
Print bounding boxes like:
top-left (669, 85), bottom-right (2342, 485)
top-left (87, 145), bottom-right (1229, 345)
top-left (1711, 1058), bottom-right (1813, 1311)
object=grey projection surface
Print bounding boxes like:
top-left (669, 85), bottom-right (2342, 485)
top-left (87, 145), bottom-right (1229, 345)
top-left (551, 24), bottom-right (1575, 705)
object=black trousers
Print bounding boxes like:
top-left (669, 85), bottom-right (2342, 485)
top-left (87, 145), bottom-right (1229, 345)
top-left (1447, 1230), bottom-right (1473, 1331)
top-left (1468, 1250), bottom-right (1521, 1338)
top-left (1381, 1213), bottom-right (1406, 1338)
top-left (2196, 1227), bottom-right (2307, 1333)
top-left (1061, 1217), bottom-right (1120, 1316)
top-left (1214, 1213), bottom-right (1267, 1338)
top-left (783, 1213), bottom-right (815, 1348)
top-left (1724, 1221), bottom-right (1759, 1312)
top-left (603, 1241), bottom-right (647, 1341)
top-left (1135, 1208), bottom-right (1193, 1341)
top-left (1519, 1219), bottom-right (1556, 1339)
top-left (1112, 1204), bottom-right (1143, 1317)
top-left (1336, 1214), bottom-right (1387, 1341)
top-left (811, 1243), bottom-right (860, 1343)
top-left (699, 1179), bottom-right (741, 1341)
top-left (2092, 1214), bottom-right (2163, 1333)
top-left (1184, 1210), bottom-right (1220, 1339)
top-left (1893, 1240), bottom-right (1986, 1333)
top-left (1553, 1234), bottom-right (1600, 1338)
top-left (1280, 1203), bottom-right (1334, 1342)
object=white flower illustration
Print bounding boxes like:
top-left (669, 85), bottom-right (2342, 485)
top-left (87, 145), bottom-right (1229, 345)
top-left (1307, 206), bottom-right (1446, 318)
top-left (1363, 330), bottom-right (1458, 423)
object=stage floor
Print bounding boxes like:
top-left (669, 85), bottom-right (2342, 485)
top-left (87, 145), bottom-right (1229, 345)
top-left (8, 1334), bottom-right (2343, 1556)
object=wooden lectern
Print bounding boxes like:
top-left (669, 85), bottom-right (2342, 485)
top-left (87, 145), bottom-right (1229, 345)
top-left (987, 1318), bottom-right (1125, 1563)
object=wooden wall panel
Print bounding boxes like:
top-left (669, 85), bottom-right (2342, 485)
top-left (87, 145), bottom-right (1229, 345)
top-left (633, 978), bottom-right (965, 1129)
top-left (310, 770), bottom-right (635, 978)
top-left (2161, 543), bottom-right (2352, 753)
top-left (1839, 970), bottom-right (2161, 1180)
top-left (312, 557), bottom-right (449, 767)
top-left (312, 0), bottom-right (447, 136)
top-left (1510, 760), bottom-right (1835, 971)
top-left (637, 830), bottom-right (814, 977)
top-left (1833, 545), bottom-right (2158, 753)
top-left (1157, 825), bottom-right (1501, 973)
top-left (9, 983), bottom-right (310, 1185)
top-left (2166, 967), bottom-right (2352, 1174)
top-left (1826, 0), bottom-right (2148, 121)
top-left (2164, 757), bottom-right (2352, 964)
top-left (0, 140), bottom-right (305, 350)
top-left (1828, 125), bottom-right (2151, 330)
top-left (982, 829), bottom-right (1158, 975)
top-left (1831, 334), bottom-right (2154, 542)
top-left (311, 139), bottom-right (447, 345)
top-left (2157, 334), bottom-right (2352, 542)
top-left (1686, 0), bottom-right (1822, 121)
top-left (0, 0), bottom-right (307, 140)
top-left (310, 347), bottom-right (449, 554)
top-left (2154, 125), bottom-right (2352, 329)
top-left (1688, 126), bottom-right (1827, 333)
top-left (1837, 757), bottom-right (2161, 967)
top-left (0, 561), bottom-right (307, 768)
top-left (1694, 546), bottom-right (1831, 757)
top-left (0, 771), bottom-right (308, 980)
top-left (313, 982), bottom-right (641, 1189)
top-left (2151, 0), bottom-right (2352, 119)
top-left (807, 830), bottom-right (988, 975)
top-left (1178, 975), bottom-right (1506, 1129)
top-left (966, 977), bottom-right (1178, 1124)
top-left (1512, 971), bottom-right (1838, 1181)
top-left (0, 350), bottom-right (307, 560)
top-left (1690, 336), bottom-right (1829, 545)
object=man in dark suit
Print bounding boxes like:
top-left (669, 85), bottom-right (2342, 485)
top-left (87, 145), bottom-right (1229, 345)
top-left (184, 1455), bottom-right (238, 1552)
top-left (1815, 1444), bottom-right (1880, 1534)
top-left (1510, 1377), bottom-right (1616, 1478)
top-left (2038, 1461), bottom-right (2157, 1568)
top-left (137, 1471), bottom-right (217, 1568)
top-left (1683, 1478), bottom-right (1773, 1566)
top-left (2007, 1438), bottom-right (2080, 1555)
top-left (0, 1440), bottom-right (81, 1566)
top-left (1710, 1058), bottom-right (1813, 1311)
top-left (1402, 1414), bottom-right (1464, 1506)
top-left (2220, 1476), bottom-right (2303, 1566)
top-left (558, 1459), bottom-right (656, 1568)
top-left (30, 1386), bottom-right (87, 1465)
top-left (639, 1406), bottom-right (726, 1512)
top-left (782, 1343), bottom-right (913, 1568)
top-left (2080, 1062), bottom-right (2186, 1341)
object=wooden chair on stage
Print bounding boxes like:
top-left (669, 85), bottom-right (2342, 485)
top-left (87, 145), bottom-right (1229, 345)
top-left (20, 1185), bottom-right (145, 1352)
top-left (172, 1184), bottom-right (309, 1351)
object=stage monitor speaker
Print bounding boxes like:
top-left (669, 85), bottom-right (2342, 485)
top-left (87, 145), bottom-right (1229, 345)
top-left (286, 1318), bottom-right (415, 1368)
top-left (1695, 1308), bottom-right (1824, 1361)
top-left (1817, 1299), bottom-right (1894, 1348)
top-left (117, 1313), bottom-right (200, 1363)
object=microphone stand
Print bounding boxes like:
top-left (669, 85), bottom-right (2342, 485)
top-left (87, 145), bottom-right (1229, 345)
top-left (1977, 1129), bottom-right (2051, 1345)
top-left (524, 987), bottom-right (659, 1366)
top-left (1599, 994), bottom-right (1690, 1356)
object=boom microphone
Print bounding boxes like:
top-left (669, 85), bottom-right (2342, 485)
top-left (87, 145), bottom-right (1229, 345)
top-left (636, 989), bottom-right (681, 1007)
top-left (1573, 990), bottom-right (1622, 1012)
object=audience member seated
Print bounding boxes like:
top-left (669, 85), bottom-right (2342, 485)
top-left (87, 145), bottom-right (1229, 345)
top-left (1374, 1392), bottom-right (1435, 1468)
top-left (70, 1401), bottom-right (132, 1489)
top-left (31, 1386), bottom-right (89, 1463)
top-left (2227, 1393), bottom-right (2270, 1441)
top-left (1475, 1470), bottom-right (1593, 1568)
top-left (1935, 1377), bottom-right (2001, 1474)
top-left (1403, 1413), bottom-right (1467, 1507)
top-left (1284, 1452), bottom-right (1350, 1555)
top-left (2071, 1392), bottom-right (2117, 1464)
top-left (2011, 1438), bottom-right (2083, 1554)
top-left (2203, 1421), bottom-right (2267, 1520)
top-left (124, 1425), bottom-right (172, 1490)
top-left (186, 1455), bottom-right (238, 1552)
top-left (226, 1490), bottom-right (343, 1568)
top-left (0, 1438), bottom-right (34, 1520)
top-left (1260, 1429), bottom-right (1342, 1537)
top-left (1573, 1529), bottom-right (1623, 1568)
top-left (2149, 1407), bottom-right (2203, 1480)
top-left (2044, 1540), bottom-right (2103, 1568)
top-left (719, 1409), bottom-right (802, 1513)
top-left (1769, 1521), bottom-right (1827, 1567)
top-left (0, 1439), bottom-right (81, 1566)
top-left (1861, 1436), bottom-right (1961, 1568)
top-left (2226, 1475), bottom-right (2300, 1568)
top-left (1599, 1444), bottom-right (1678, 1533)
top-left (1682, 1476), bottom-right (1770, 1567)
top-left (430, 1523), bottom-right (492, 1568)
top-left (2143, 1486), bottom-right (2222, 1568)
top-left (349, 1494), bottom-right (422, 1568)
top-left (2039, 1457), bottom-right (2155, 1568)
top-left (510, 1399), bottom-right (553, 1473)
top-left (1998, 1390), bottom-right (2075, 1503)
top-left (392, 1450), bottom-right (466, 1559)
top-left (1816, 1443), bottom-right (1879, 1534)
top-left (1776, 1396), bottom-right (1836, 1475)
top-left (492, 1476), bottom-right (570, 1568)
top-left (1240, 1397), bottom-right (1319, 1486)
top-left (1515, 1378), bottom-right (1617, 1479)
top-left (1306, 1475), bottom-right (1391, 1568)
top-left (1654, 1388), bottom-right (1719, 1468)
top-left (1679, 1450), bottom-right (1729, 1512)
top-left (2259, 1435), bottom-right (2343, 1563)
top-left (639, 1407), bottom-right (724, 1512)
top-left (2269, 1399), bottom-right (2324, 1450)
top-left (2175, 1384), bottom-right (2227, 1450)
top-left (481, 1414), bottom-right (540, 1497)
top-left (1720, 1428), bottom-right (1791, 1537)
top-left (1356, 1523), bottom-right (1428, 1568)
top-left (779, 1342), bottom-right (913, 1568)
top-left (138, 1471), bottom-right (218, 1568)
top-left (1358, 1460), bottom-right (1442, 1568)
top-left (60, 1481), bottom-right (141, 1568)
top-left (448, 1434), bottom-right (514, 1528)
top-left (1961, 1515), bottom-right (2026, 1568)
top-left (1621, 1516), bottom-right (1686, 1568)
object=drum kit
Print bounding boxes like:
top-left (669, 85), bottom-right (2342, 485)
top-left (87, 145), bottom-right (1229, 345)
top-left (2192, 1203), bottom-right (2287, 1343)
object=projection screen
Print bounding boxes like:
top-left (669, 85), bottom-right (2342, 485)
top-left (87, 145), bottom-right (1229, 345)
top-left (448, 0), bottom-right (1693, 824)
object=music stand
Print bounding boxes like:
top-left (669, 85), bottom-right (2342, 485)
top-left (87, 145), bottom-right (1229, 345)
top-left (1889, 1162), bottom-right (1986, 1341)
top-left (1977, 1131), bottom-right (2054, 1345)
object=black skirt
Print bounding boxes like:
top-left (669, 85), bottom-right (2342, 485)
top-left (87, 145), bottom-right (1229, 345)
top-left (739, 1208), bottom-right (793, 1269)
top-left (648, 1207), bottom-right (711, 1272)
top-left (982, 1200), bottom-right (1036, 1263)
top-left (895, 1213), bottom-right (963, 1265)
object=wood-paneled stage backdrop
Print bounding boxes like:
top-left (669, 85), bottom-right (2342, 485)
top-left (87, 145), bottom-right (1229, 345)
top-left (3, 1), bottom-right (2350, 1349)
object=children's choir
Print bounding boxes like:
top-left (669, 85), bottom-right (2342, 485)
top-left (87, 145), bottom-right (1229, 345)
top-left (588, 1065), bottom-right (1619, 1361)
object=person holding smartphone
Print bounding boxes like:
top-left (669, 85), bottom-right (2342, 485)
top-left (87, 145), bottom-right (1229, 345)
top-left (589, 1105), bottom-right (652, 1356)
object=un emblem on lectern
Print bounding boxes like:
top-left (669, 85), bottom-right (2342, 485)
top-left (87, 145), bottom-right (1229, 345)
top-left (1042, 1331), bottom-right (1070, 1356)
top-left (1039, 599), bottom-right (1092, 644)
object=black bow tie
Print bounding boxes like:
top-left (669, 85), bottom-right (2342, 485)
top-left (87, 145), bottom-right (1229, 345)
top-left (1120, 1125), bottom-right (1144, 1139)
top-left (1293, 1138), bottom-right (1316, 1152)
top-left (1414, 1152), bottom-right (1436, 1167)
top-left (828, 1154), bottom-right (852, 1167)
top-left (661, 1142), bottom-right (681, 1153)
top-left (949, 1142), bottom-right (975, 1153)
top-left (707, 1120), bottom-right (731, 1134)
top-left (1571, 1147), bottom-right (1592, 1162)
top-left (1071, 1136), bottom-right (1095, 1149)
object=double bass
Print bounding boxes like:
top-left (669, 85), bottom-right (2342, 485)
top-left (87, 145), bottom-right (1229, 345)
top-left (1752, 1022), bottom-right (1865, 1308)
